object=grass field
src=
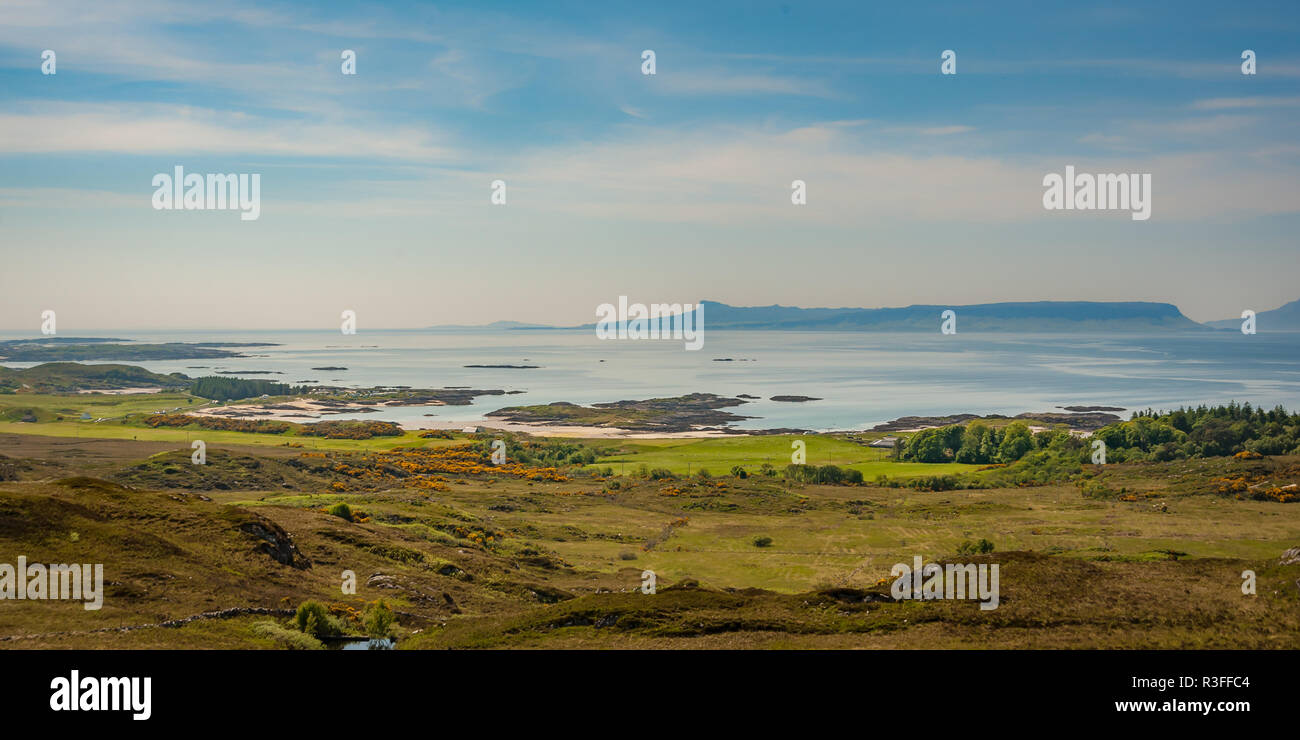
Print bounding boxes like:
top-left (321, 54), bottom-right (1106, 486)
top-left (0, 392), bottom-right (455, 452)
top-left (1, 430), bottom-right (1297, 649)
top-left (0, 390), bottom-right (202, 421)
top-left (585, 434), bottom-right (978, 479)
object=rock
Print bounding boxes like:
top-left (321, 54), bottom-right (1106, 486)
top-left (239, 519), bottom-right (311, 569)
top-left (1281, 547), bottom-right (1300, 566)
top-left (442, 592), bottom-right (462, 614)
top-left (366, 574), bottom-right (399, 589)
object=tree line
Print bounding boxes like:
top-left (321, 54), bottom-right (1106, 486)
top-left (898, 402), bottom-right (1300, 465)
top-left (189, 376), bottom-right (307, 402)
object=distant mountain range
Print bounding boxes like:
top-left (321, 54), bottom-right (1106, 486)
top-left (1204, 299), bottom-right (1300, 332)
top-left (426, 299), bottom-right (1300, 333)
top-left (658, 300), bottom-right (1204, 332)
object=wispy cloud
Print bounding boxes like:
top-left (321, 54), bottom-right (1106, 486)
top-left (0, 103), bottom-right (452, 159)
top-left (484, 123), bottom-right (1300, 224)
top-left (1192, 96), bottom-right (1300, 110)
top-left (655, 70), bottom-right (836, 98)
top-left (901, 125), bottom-right (975, 136)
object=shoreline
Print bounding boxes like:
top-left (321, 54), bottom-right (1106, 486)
top-left (190, 399), bottom-right (737, 438)
top-left (404, 419), bottom-right (735, 439)
top-left (188, 396), bottom-right (1113, 439)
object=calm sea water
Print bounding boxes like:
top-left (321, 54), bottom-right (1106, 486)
top-left (5, 329), bottom-right (1299, 431)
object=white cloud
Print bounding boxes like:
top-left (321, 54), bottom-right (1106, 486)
top-left (0, 103), bottom-right (451, 159)
top-left (481, 123), bottom-right (1300, 225)
top-left (1134, 115), bottom-right (1257, 136)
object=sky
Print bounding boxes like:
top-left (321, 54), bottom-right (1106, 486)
top-left (1, 0), bottom-right (1298, 330)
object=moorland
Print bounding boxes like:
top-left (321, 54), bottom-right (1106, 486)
top-left (0, 364), bottom-right (1297, 649)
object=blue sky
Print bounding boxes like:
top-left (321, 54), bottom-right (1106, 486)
top-left (1, 0), bottom-right (1298, 329)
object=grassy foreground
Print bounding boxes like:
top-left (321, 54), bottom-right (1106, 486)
top-left (1, 429), bottom-right (1297, 649)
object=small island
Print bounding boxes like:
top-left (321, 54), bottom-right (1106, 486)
top-left (1059, 405), bottom-right (1127, 412)
top-left (487, 393), bottom-right (753, 432)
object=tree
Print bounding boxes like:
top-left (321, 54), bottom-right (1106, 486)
top-left (997, 422), bottom-right (1034, 463)
top-left (956, 422), bottom-right (993, 464)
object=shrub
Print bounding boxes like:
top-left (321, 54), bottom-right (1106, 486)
top-left (1077, 478), bottom-right (1121, 500)
top-left (752, 536), bottom-right (773, 548)
top-left (327, 502), bottom-right (353, 521)
top-left (144, 414), bottom-right (291, 434)
top-left (363, 600), bottom-right (396, 639)
top-left (783, 463), bottom-right (862, 485)
top-left (294, 601), bottom-right (345, 637)
top-left (956, 538), bottom-right (995, 555)
top-left (299, 420), bottom-right (403, 439)
top-left (252, 620), bottom-right (323, 650)
top-left (730, 465), bottom-right (748, 479)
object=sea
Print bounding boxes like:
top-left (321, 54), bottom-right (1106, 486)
top-left (4, 329), bottom-right (1299, 432)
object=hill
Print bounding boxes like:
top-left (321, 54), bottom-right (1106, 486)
top-left (0, 338), bottom-right (250, 361)
top-left (580, 300), bottom-right (1207, 332)
top-left (1206, 299), bottom-right (1300, 331)
top-left (0, 363), bottom-right (189, 393)
top-left (0, 434), bottom-right (1296, 649)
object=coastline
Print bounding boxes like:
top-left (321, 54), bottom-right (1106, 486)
top-left (403, 419), bottom-right (736, 439)
top-left (189, 399), bottom-right (736, 438)
top-left (188, 395), bottom-right (1110, 439)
